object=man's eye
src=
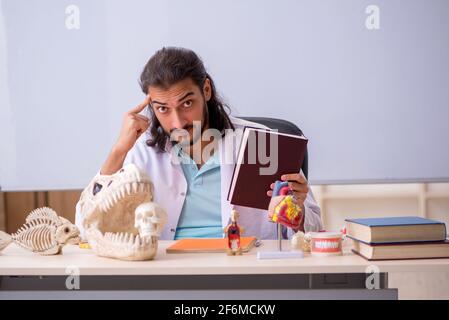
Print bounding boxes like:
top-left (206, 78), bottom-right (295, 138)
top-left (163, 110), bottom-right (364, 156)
top-left (157, 106), bottom-right (168, 113)
top-left (183, 100), bottom-right (192, 108)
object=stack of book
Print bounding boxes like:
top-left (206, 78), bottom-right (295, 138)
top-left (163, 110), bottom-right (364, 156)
top-left (345, 216), bottom-right (448, 260)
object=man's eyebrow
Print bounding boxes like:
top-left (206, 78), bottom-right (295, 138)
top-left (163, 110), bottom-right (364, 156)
top-left (151, 99), bottom-right (167, 106)
top-left (151, 92), bottom-right (195, 107)
top-left (177, 92), bottom-right (194, 102)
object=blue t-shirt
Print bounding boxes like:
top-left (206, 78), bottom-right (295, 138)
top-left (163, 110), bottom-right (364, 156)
top-left (174, 145), bottom-right (222, 239)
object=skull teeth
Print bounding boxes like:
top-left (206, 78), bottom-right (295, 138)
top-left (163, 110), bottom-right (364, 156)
top-left (100, 183), bottom-right (151, 212)
top-left (95, 231), bottom-right (153, 250)
top-left (107, 198), bottom-right (113, 210)
top-left (129, 234), bottom-right (135, 246)
top-left (134, 235), bottom-right (141, 246)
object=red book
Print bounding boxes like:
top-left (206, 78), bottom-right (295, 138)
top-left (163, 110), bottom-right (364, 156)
top-left (227, 127), bottom-right (308, 210)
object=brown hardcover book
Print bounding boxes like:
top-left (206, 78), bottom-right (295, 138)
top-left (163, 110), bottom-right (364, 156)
top-left (351, 239), bottom-right (449, 261)
top-left (166, 237), bottom-right (258, 253)
top-left (227, 127), bottom-right (308, 210)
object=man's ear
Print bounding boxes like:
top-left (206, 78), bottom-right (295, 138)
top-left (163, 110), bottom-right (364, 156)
top-left (203, 78), bottom-right (212, 102)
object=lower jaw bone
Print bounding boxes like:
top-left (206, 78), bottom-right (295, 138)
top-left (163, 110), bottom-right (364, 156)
top-left (139, 227), bottom-right (154, 238)
top-left (89, 230), bottom-right (157, 261)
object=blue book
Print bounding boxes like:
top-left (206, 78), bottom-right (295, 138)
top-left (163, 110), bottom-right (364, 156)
top-left (345, 216), bottom-right (447, 244)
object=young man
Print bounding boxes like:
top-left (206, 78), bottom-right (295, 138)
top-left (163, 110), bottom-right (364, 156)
top-left (76, 47), bottom-right (323, 240)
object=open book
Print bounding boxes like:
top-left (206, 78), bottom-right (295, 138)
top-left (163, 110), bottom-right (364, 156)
top-left (227, 127), bottom-right (308, 210)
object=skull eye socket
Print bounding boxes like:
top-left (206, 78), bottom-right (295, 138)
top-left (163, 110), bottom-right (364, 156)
top-left (93, 182), bottom-right (103, 195)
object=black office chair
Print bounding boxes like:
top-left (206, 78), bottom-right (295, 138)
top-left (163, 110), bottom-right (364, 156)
top-left (238, 117), bottom-right (308, 179)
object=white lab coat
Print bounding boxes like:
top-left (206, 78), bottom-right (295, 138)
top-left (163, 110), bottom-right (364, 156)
top-left (75, 116), bottom-right (323, 240)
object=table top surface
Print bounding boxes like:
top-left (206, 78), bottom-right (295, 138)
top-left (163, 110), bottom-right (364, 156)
top-left (1, 240), bottom-right (449, 276)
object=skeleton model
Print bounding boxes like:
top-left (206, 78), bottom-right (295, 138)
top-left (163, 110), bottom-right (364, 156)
top-left (0, 207), bottom-right (80, 255)
top-left (77, 164), bottom-right (167, 261)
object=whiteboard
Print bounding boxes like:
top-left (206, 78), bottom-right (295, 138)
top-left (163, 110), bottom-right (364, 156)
top-left (1, 0), bottom-right (449, 191)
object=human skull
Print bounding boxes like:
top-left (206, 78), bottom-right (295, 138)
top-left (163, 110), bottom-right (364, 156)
top-left (134, 202), bottom-right (167, 237)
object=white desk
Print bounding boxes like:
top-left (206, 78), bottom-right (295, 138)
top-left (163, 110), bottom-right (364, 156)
top-left (1, 240), bottom-right (447, 299)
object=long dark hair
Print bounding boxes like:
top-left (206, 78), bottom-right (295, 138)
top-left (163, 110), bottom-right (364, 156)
top-left (139, 47), bottom-right (235, 152)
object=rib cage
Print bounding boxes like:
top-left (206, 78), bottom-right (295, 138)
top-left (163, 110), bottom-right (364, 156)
top-left (12, 219), bottom-right (59, 255)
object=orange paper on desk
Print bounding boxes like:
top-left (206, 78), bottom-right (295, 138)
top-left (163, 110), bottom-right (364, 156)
top-left (166, 237), bottom-right (258, 253)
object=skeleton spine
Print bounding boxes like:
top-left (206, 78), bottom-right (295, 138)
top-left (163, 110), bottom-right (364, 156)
top-left (12, 221), bottom-right (58, 253)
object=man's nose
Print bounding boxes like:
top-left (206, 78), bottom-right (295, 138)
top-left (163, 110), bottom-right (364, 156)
top-left (170, 110), bottom-right (187, 129)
